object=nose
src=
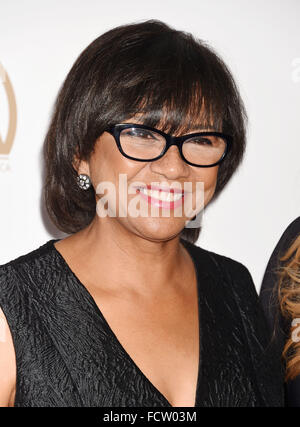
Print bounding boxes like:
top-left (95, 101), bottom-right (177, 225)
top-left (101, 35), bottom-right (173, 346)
top-left (149, 145), bottom-right (189, 180)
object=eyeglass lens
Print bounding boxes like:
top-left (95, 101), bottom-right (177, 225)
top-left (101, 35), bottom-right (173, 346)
top-left (119, 126), bottom-right (226, 166)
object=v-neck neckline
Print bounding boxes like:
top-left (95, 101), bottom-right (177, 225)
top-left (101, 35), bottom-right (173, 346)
top-left (48, 237), bottom-right (203, 408)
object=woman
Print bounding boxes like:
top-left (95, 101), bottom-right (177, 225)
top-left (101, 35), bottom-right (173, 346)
top-left (260, 217), bottom-right (300, 406)
top-left (0, 20), bottom-right (283, 407)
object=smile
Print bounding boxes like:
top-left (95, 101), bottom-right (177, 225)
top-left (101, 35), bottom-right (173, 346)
top-left (135, 186), bottom-right (185, 209)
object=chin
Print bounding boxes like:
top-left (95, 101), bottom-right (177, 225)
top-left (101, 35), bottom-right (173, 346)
top-left (130, 217), bottom-right (185, 242)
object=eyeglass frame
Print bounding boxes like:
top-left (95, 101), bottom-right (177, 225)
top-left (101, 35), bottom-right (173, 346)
top-left (106, 123), bottom-right (232, 168)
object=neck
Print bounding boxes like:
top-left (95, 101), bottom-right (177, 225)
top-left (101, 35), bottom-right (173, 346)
top-left (62, 216), bottom-right (190, 297)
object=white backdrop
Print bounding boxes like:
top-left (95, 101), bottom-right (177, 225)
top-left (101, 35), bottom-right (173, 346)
top-left (0, 0), bottom-right (299, 291)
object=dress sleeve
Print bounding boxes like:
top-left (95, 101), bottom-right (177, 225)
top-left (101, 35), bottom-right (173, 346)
top-left (259, 216), bottom-right (300, 406)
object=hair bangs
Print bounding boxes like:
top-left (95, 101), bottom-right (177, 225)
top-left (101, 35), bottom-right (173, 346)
top-left (112, 74), bottom-right (227, 137)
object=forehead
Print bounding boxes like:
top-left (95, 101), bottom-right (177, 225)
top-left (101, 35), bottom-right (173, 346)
top-left (121, 112), bottom-right (219, 134)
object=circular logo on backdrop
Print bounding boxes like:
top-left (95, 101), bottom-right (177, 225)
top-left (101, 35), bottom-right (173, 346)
top-left (0, 62), bottom-right (17, 157)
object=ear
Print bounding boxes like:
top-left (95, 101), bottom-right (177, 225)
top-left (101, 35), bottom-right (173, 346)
top-left (72, 153), bottom-right (90, 176)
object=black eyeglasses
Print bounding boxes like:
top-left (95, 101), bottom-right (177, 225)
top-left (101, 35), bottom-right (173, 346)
top-left (106, 123), bottom-right (232, 167)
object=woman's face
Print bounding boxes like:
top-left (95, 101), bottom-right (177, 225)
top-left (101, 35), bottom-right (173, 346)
top-left (77, 117), bottom-right (219, 241)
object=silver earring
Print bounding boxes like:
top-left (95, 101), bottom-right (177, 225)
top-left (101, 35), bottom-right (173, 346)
top-left (77, 174), bottom-right (91, 190)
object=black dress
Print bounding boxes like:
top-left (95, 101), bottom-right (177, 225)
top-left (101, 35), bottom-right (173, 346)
top-left (259, 216), bottom-right (300, 407)
top-left (0, 237), bottom-right (284, 407)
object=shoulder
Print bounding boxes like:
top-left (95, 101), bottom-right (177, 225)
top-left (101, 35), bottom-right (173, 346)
top-left (262, 217), bottom-right (300, 276)
top-left (181, 237), bottom-right (256, 296)
top-left (0, 239), bottom-right (59, 306)
top-left (182, 239), bottom-right (272, 348)
top-left (0, 239), bottom-right (58, 271)
top-left (191, 241), bottom-right (262, 327)
top-left (269, 216), bottom-right (300, 260)
top-left (182, 238), bottom-right (262, 328)
top-left (0, 239), bottom-right (63, 338)
top-left (260, 217), bottom-right (300, 343)
top-left (279, 216), bottom-right (300, 245)
top-left (263, 216), bottom-right (300, 279)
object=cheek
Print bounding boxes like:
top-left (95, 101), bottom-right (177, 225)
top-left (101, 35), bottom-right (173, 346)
top-left (207, 169), bottom-right (219, 190)
top-left (90, 136), bottom-right (143, 185)
top-left (196, 167), bottom-right (219, 190)
top-left (194, 167), bottom-right (218, 205)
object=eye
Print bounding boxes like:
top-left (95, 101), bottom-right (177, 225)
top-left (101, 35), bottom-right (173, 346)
top-left (124, 128), bottom-right (159, 140)
top-left (185, 137), bottom-right (213, 146)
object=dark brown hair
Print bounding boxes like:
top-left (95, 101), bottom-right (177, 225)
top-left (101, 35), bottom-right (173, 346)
top-left (43, 19), bottom-right (247, 243)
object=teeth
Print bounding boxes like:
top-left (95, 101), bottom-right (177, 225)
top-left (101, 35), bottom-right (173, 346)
top-left (139, 187), bottom-right (183, 202)
top-left (152, 190), bottom-right (159, 199)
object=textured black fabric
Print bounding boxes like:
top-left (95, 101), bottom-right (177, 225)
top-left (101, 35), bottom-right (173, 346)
top-left (259, 216), bottom-right (300, 407)
top-left (0, 237), bottom-right (284, 407)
